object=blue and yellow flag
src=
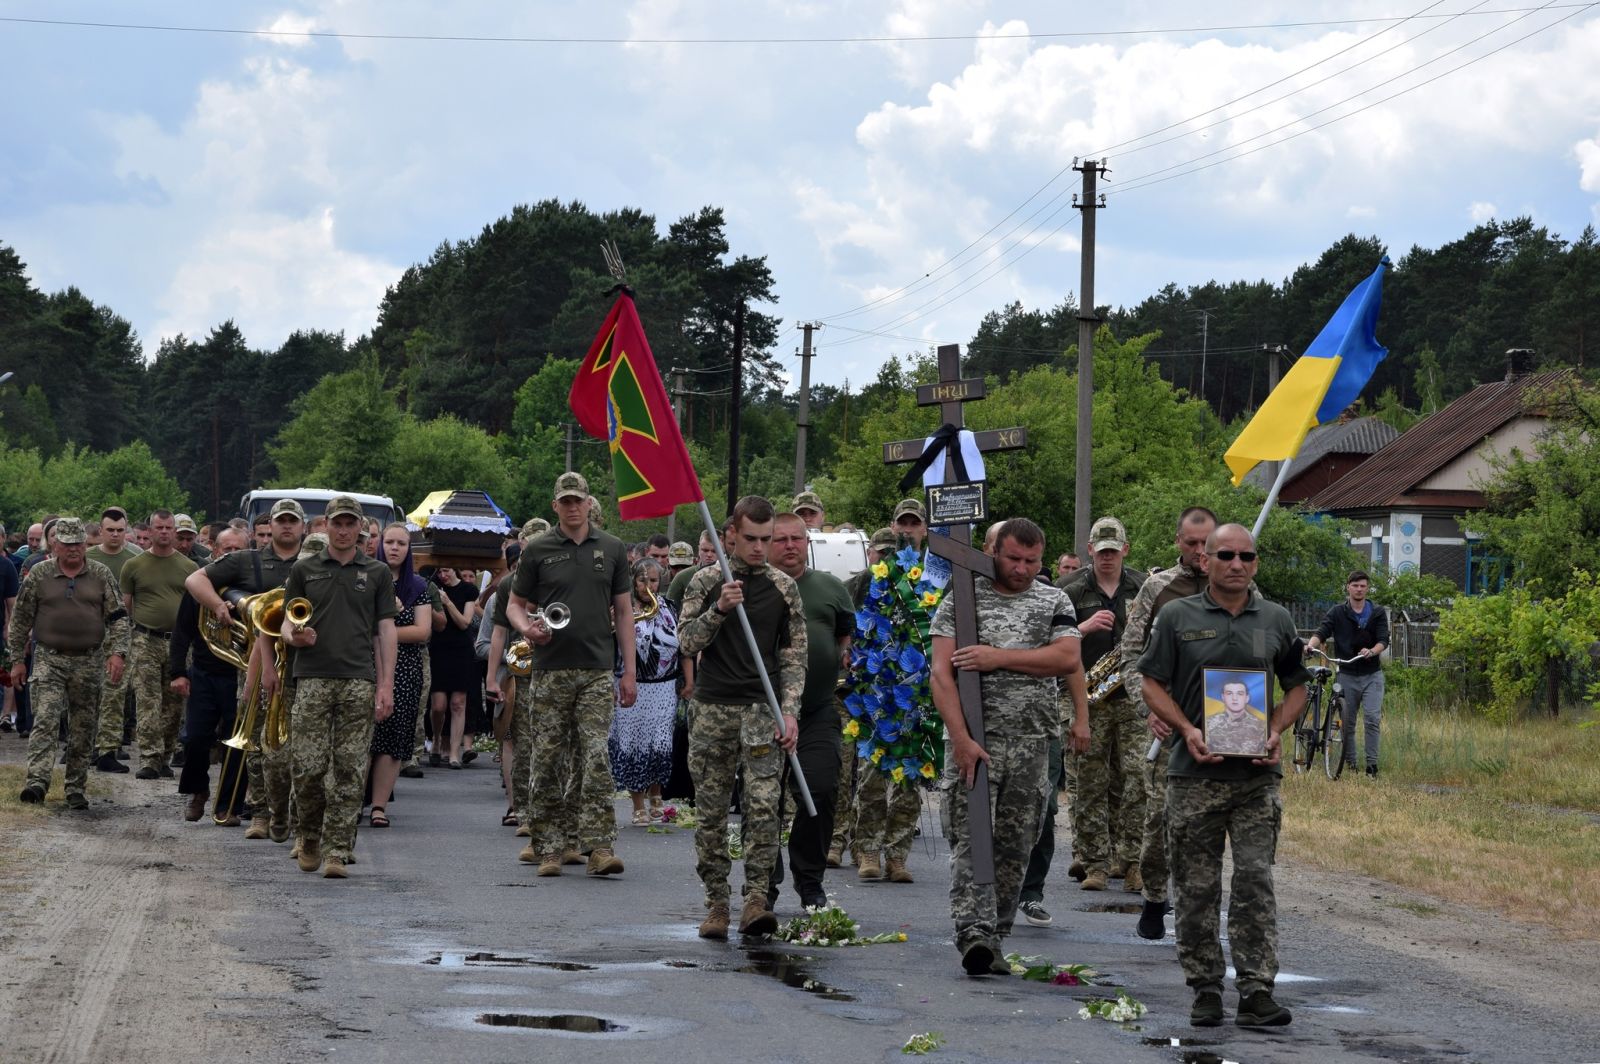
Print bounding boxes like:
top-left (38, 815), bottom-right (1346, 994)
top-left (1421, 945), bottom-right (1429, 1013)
top-left (1225, 258), bottom-right (1389, 485)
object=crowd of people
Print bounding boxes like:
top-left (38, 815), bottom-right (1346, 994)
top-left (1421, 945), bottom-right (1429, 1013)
top-left (1, 477), bottom-right (1392, 1031)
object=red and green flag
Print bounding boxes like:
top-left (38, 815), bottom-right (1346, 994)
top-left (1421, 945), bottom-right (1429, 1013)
top-left (568, 291), bottom-right (705, 521)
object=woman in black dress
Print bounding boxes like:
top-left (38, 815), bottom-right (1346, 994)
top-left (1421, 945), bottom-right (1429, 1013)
top-left (428, 566), bottom-right (480, 769)
top-left (368, 523), bottom-right (433, 827)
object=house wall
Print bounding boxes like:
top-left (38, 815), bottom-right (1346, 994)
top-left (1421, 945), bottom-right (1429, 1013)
top-left (1340, 510), bottom-right (1477, 591)
top-left (1419, 416), bottom-right (1547, 491)
top-left (1281, 454), bottom-right (1369, 503)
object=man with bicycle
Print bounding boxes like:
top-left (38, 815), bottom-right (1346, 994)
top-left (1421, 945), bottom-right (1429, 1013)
top-left (1136, 523), bottom-right (1308, 1029)
top-left (1305, 570), bottom-right (1388, 778)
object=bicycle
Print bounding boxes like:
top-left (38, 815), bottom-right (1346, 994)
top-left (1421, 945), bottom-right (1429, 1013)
top-left (1292, 648), bottom-right (1361, 779)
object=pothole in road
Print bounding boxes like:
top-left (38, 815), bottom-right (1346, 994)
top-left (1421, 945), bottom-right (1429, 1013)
top-left (1077, 902), bottom-right (1144, 914)
top-left (425, 952), bottom-right (599, 971)
top-left (736, 949), bottom-right (856, 1002)
top-left (476, 1012), bottom-right (628, 1034)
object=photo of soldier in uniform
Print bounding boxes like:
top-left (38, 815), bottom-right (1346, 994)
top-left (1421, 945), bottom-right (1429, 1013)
top-left (1201, 669), bottom-right (1269, 757)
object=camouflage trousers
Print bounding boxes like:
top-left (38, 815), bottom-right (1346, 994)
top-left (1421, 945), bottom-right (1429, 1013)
top-left (854, 764), bottom-right (921, 862)
top-left (1167, 774), bottom-right (1283, 997)
top-left (25, 647), bottom-right (104, 797)
top-left (131, 629), bottom-right (183, 767)
top-left (92, 658), bottom-right (128, 756)
top-left (1069, 696), bottom-right (1147, 872)
top-left (946, 731), bottom-right (1050, 953)
top-left (289, 677), bottom-right (375, 862)
top-left (1140, 737), bottom-right (1173, 903)
top-left (828, 731), bottom-right (859, 854)
top-left (687, 699), bottom-right (783, 906)
top-left (242, 675), bottom-right (294, 829)
top-left (527, 669), bottom-right (615, 855)
top-left (411, 655), bottom-right (430, 763)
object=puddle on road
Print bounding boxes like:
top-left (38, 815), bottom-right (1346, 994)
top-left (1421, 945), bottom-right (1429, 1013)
top-left (476, 1012), bottom-right (628, 1034)
top-left (1141, 1037), bottom-right (1218, 1047)
top-left (737, 949), bottom-right (856, 1002)
top-left (1303, 1004), bottom-right (1369, 1015)
top-left (1077, 902), bottom-right (1144, 914)
top-left (425, 951), bottom-right (598, 972)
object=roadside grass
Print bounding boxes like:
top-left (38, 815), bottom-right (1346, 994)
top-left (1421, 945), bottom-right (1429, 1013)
top-left (1280, 696), bottom-right (1600, 936)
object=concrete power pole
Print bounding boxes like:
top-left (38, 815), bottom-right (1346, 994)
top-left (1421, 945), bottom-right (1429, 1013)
top-left (564, 422), bottom-right (574, 473)
top-left (727, 304), bottom-right (745, 514)
top-left (1072, 158), bottom-right (1108, 562)
top-left (1260, 343), bottom-right (1286, 487)
top-left (793, 322), bottom-right (817, 494)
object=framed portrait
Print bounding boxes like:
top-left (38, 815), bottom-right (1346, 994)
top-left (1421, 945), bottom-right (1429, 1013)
top-left (1202, 668), bottom-right (1270, 757)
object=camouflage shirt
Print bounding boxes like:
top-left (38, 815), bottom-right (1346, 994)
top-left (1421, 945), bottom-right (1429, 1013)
top-left (8, 558), bottom-right (131, 659)
top-left (930, 576), bottom-right (1079, 739)
top-left (679, 559), bottom-right (807, 712)
top-left (1119, 560), bottom-right (1208, 717)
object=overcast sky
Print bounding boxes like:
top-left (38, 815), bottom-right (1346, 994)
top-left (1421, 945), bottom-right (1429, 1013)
top-left (3, 1), bottom-right (1598, 387)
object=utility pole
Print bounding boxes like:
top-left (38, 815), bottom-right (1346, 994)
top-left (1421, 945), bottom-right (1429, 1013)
top-left (1194, 307), bottom-right (1215, 408)
top-left (793, 322), bottom-right (817, 494)
top-left (564, 422), bottom-right (574, 473)
top-left (727, 303), bottom-right (745, 514)
top-left (1260, 344), bottom-right (1286, 486)
top-left (1072, 157), bottom-right (1108, 562)
top-left (668, 366), bottom-right (687, 541)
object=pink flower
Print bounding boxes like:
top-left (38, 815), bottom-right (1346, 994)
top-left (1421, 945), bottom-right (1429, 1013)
top-left (1052, 971), bottom-right (1082, 986)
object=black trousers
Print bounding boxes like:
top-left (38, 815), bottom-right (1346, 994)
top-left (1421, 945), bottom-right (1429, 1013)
top-left (178, 670), bottom-right (241, 809)
top-left (768, 703), bottom-right (842, 906)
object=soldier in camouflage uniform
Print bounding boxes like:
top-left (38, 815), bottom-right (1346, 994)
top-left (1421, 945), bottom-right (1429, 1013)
top-left (8, 517), bottom-right (131, 807)
top-left (120, 510), bottom-right (198, 777)
top-left (930, 518), bottom-right (1086, 976)
top-left (1135, 523), bottom-right (1306, 1029)
top-left (281, 498), bottom-right (397, 879)
top-left (1120, 506), bottom-right (1216, 939)
top-left (679, 496), bottom-right (806, 940)
top-left (85, 507), bottom-right (137, 771)
top-left (507, 473), bottom-right (634, 878)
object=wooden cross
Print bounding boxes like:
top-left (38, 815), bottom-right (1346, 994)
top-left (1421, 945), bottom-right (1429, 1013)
top-left (883, 344), bottom-right (1026, 885)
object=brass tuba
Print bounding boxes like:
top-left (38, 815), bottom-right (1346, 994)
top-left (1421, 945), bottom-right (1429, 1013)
top-left (1084, 648), bottom-right (1125, 708)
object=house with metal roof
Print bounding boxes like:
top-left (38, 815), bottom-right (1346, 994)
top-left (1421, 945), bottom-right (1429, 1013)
top-left (1306, 369), bottom-right (1570, 591)
top-left (1241, 416), bottom-right (1400, 504)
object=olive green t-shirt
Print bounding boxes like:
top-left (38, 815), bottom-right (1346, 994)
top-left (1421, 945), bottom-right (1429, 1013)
top-left (202, 546), bottom-right (302, 594)
top-left (282, 549), bottom-right (397, 681)
top-left (86, 546), bottom-right (136, 584)
top-left (1135, 589), bottom-right (1310, 781)
top-left (666, 561), bottom-right (713, 608)
top-left (795, 568), bottom-right (855, 717)
top-left (119, 549), bottom-right (199, 631)
top-left (509, 524), bottom-right (630, 672)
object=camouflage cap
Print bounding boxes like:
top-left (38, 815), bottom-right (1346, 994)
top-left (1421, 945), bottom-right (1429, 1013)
top-left (521, 517), bottom-right (551, 538)
top-left (299, 532), bottom-right (329, 558)
top-left (324, 495), bottom-right (363, 520)
top-left (174, 513), bottom-right (198, 534)
top-left (792, 490), bottom-right (824, 515)
top-left (553, 471), bottom-right (589, 500)
top-left (53, 517), bottom-right (87, 545)
top-left (892, 498), bottom-right (927, 522)
top-left (668, 541), bottom-right (695, 565)
top-left (869, 526), bottom-right (898, 552)
top-left (1089, 516), bottom-right (1128, 552)
top-left (270, 498), bottom-right (306, 520)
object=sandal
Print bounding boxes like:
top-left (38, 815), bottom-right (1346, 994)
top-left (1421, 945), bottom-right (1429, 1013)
top-left (501, 808), bottom-right (518, 827)
top-left (449, 760), bottom-right (463, 770)
top-left (648, 798), bottom-right (664, 821)
top-left (631, 808), bottom-right (650, 826)
top-left (370, 807), bottom-right (390, 828)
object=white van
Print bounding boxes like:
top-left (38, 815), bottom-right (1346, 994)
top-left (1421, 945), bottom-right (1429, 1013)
top-left (238, 488), bottom-right (397, 526)
top-left (807, 529), bottom-right (868, 583)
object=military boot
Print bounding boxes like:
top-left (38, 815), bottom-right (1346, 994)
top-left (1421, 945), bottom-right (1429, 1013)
top-left (537, 852), bottom-right (563, 877)
top-left (1122, 862), bottom-right (1144, 894)
top-left (698, 903), bottom-right (730, 940)
top-left (296, 846), bottom-right (322, 873)
top-left (586, 848), bottom-right (624, 876)
top-left (857, 853), bottom-right (883, 880)
top-left (243, 817), bottom-right (271, 840)
top-left (885, 858), bottom-right (914, 883)
top-left (1081, 868), bottom-right (1109, 891)
top-left (322, 857), bottom-right (348, 879)
top-left (738, 895), bottom-right (778, 936)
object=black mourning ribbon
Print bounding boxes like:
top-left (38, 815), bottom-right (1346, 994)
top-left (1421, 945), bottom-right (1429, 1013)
top-left (898, 422), bottom-right (969, 492)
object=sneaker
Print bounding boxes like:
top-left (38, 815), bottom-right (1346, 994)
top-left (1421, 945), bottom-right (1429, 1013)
top-left (115, 748), bottom-right (131, 761)
top-left (19, 784), bottom-right (45, 804)
top-left (243, 818), bottom-right (270, 840)
top-left (857, 853), bottom-right (882, 880)
top-left (322, 857), bottom-right (348, 879)
top-left (65, 793), bottom-right (89, 811)
top-left (698, 902), bottom-right (730, 940)
top-left (825, 847), bottom-right (842, 868)
top-left (170, 749), bottom-right (186, 768)
top-left (1137, 899), bottom-right (1170, 940)
top-left (1068, 860), bottom-right (1086, 882)
top-left (885, 858), bottom-right (914, 883)
top-left (1081, 869), bottom-right (1109, 891)
top-left (135, 766), bottom-right (160, 780)
top-left (184, 793), bottom-right (207, 822)
top-left (398, 764), bottom-right (424, 779)
top-left (1236, 990), bottom-right (1292, 1027)
top-left (1191, 990), bottom-right (1225, 1027)
top-left (0, 716), bottom-right (11, 732)
top-left (586, 847), bottom-right (624, 876)
top-left (1019, 900), bottom-right (1053, 927)
top-left (737, 896), bottom-right (777, 936)
top-left (1366, 765), bottom-right (1379, 779)
top-left (158, 765), bottom-right (175, 779)
top-left (960, 940), bottom-right (997, 976)
top-left (297, 847), bottom-right (322, 873)
top-left (429, 751), bottom-right (442, 768)
top-left (537, 852), bottom-right (562, 877)
top-left (562, 848), bottom-right (586, 866)
top-left (799, 893), bottom-right (827, 910)
top-left (96, 752), bottom-right (129, 774)
top-left (1122, 863), bottom-right (1145, 894)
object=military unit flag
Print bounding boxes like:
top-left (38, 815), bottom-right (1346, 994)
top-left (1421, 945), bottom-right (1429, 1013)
top-left (568, 292), bottom-right (705, 521)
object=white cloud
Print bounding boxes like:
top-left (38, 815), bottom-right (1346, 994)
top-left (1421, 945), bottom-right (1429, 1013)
top-left (259, 12), bottom-right (319, 47)
top-left (1347, 205), bottom-right (1376, 219)
top-left (1468, 201), bottom-right (1498, 223)
top-left (1578, 134), bottom-right (1600, 194)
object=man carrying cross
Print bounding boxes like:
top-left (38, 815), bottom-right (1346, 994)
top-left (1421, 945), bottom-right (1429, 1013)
top-left (930, 517), bottom-right (1087, 975)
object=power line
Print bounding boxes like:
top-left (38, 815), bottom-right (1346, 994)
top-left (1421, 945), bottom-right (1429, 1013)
top-left (3, 8), bottom-right (1590, 46)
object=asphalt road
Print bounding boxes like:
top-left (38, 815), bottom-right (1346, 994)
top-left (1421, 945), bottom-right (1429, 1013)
top-left (165, 758), bottom-right (1599, 1064)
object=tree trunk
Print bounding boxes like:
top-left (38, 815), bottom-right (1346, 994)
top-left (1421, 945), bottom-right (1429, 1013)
top-left (1545, 656), bottom-right (1561, 717)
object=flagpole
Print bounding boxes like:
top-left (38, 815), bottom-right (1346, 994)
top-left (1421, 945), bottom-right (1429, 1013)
top-left (1252, 458), bottom-right (1295, 541)
top-left (694, 499), bottom-right (818, 817)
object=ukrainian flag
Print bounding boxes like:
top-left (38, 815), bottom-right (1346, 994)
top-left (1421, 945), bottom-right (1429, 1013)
top-left (1225, 257), bottom-right (1389, 485)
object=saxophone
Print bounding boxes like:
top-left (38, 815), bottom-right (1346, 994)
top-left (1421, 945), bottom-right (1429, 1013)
top-left (1084, 649), bottom-right (1125, 708)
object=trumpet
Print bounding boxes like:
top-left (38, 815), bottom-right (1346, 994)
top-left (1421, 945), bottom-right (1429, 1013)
top-left (529, 601), bottom-right (570, 631)
top-left (502, 601), bottom-right (570, 678)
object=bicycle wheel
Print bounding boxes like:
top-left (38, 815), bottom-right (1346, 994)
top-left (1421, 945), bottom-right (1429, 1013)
top-left (1323, 700), bottom-right (1347, 780)
top-left (1291, 700), bottom-right (1317, 773)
